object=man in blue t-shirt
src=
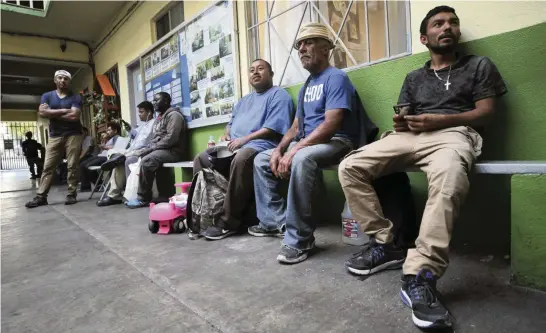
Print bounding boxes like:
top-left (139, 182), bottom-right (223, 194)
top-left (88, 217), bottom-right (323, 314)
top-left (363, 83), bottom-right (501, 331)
top-left (250, 23), bottom-right (359, 264)
top-left (26, 70), bottom-right (84, 208)
top-left (192, 59), bottom-right (294, 240)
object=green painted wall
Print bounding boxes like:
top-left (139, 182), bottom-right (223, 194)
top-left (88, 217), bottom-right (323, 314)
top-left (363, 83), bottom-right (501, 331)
top-left (511, 175), bottom-right (546, 291)
top-left (177, 23), bottom-right (546, 254)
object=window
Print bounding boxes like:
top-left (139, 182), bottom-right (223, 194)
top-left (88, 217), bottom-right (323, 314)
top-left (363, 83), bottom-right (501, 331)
top-left (155, 1), bottom-right (185, 40)
top-left (246, 0), bottom-right (410, 86)
top-left (2, 0), bottom-right (46, 10)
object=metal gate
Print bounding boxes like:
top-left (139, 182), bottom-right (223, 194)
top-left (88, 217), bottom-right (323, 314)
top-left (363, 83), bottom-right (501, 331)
top-left (0, 121), bottom-right (40, 170)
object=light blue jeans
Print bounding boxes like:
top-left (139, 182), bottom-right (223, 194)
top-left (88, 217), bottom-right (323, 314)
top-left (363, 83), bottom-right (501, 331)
top-left (253, 140), bottom-right (352, 250)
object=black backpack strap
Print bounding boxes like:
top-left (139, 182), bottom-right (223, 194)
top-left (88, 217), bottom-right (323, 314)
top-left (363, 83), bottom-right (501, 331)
top-left (354, 91), bottom-right (379, 147)
top-left (296, 76), bottom-right (312, 141)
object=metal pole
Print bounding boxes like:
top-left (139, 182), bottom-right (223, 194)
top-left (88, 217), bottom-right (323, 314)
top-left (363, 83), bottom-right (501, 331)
top-left (364, 0), bottom-right (371, 63)
top-left (384, 0), bottom-right (390, 58)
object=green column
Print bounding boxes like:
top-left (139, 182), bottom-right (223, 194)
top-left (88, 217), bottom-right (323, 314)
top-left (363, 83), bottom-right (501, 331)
top-left (511, 174), bottom-right (546, 291)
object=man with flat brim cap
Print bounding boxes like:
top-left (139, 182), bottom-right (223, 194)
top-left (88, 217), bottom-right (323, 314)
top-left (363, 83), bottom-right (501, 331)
top-left (250, 22), bottom-right (361, 264)
top-left (26, 70), bottom-right (84, 208)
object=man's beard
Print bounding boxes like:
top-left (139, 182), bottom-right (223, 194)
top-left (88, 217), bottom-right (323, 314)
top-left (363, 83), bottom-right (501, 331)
top-left (428, 43), bottom-right (456, 55)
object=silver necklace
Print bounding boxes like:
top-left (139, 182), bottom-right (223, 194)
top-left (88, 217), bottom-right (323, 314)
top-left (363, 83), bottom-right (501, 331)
top-left (434, 65), bottom-right (452, 91)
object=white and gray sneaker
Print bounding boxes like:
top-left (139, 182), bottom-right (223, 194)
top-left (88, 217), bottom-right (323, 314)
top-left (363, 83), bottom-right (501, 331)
top-left (276, 243), bottom-right (313, 264)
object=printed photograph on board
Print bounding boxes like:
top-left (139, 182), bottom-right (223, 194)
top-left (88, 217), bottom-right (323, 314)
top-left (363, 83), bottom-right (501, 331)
top-left (170, 38), bottom-right (179, 56)
top-left (192, 30), bottom-right (204, 52)
top-left (190, 90), bottom-right (201, 104)
top-left (190, 75), bottom-right (198, 92)
top-left (196, 61), bottom-right (207, 81)
top-left (144, 58), bottom-right (151, 71)
top-left (218, 80), bottom-right (234, 100)
top-left (209, 24), bottom-right (223, 43)
top-left (206, 105), bottom-right (220, 118)
top-left (219, 34), bottom-right (232, 58)
top-left (152, 51), bottom-right (161, 66)
top-left (204, 86), bottom-right (219, 104)
top-left (210, 66), bottom-right (225, 82)
top-left (204, 55), bottom-right (220, 70)
top-left (191, 107), bottom-right (202, 120)
top-left (160, 45), bottom-right (170, 61)
top-left (220, 102), bottom-right (233, 115)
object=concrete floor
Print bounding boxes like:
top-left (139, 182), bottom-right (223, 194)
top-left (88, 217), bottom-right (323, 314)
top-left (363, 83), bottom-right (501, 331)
top-left (2, 169), bottom-right (546, 333)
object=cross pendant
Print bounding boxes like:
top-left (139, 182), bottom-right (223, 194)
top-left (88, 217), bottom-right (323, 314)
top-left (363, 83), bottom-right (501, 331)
top-left (444, 81), bottom-right (451, 90)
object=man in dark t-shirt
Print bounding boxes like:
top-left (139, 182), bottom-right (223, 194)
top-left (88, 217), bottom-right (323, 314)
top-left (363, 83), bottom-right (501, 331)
top-left (26, 70), bottom-right (84, 208)
top-left (339, 6), bottom-right (507, 329)
top-left (21, 131), bottom-right (43, 179)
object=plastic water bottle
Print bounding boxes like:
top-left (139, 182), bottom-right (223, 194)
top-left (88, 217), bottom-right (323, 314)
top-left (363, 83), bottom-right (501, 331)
top-left (341, 201), bottom-right (369, 246)
top-left (207, 135), bottom-right (215, 148)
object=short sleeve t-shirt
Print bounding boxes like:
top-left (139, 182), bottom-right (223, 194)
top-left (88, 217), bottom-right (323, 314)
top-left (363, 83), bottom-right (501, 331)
top-left (229, 86), bottom-right (294, 152)
top-left (296, 66), bottom-right (359, 146)
top-left (40, 91), bottom-right (83, 137)
top-left (397, 55), bottom-right (507, 116)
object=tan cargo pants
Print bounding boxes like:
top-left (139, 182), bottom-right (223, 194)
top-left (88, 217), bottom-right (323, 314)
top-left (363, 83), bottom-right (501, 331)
top-left (107, 155), bottom-right (139, 200)
top-left (338, 126), bottom-right (483, 277)
top-left (37, 135), bottom-right (83, 198)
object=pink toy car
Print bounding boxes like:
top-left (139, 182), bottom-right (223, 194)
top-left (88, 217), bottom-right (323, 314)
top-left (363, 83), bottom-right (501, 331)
top-left (148, 182), bottom-right (191, 235)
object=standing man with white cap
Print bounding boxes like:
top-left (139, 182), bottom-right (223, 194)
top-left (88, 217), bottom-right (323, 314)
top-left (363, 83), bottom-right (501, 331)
top-left (26, 70), bottom-right (84, 208)
top-left (250, 23), bottom-right (360, 264)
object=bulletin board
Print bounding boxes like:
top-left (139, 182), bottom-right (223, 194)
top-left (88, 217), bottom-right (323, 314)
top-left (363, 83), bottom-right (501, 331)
top-left (139, 0), bottom-right (238, 128)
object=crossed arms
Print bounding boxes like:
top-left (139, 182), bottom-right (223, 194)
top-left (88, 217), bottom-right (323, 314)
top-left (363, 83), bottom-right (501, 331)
top-left (39, 103), bottom-right (81, 122)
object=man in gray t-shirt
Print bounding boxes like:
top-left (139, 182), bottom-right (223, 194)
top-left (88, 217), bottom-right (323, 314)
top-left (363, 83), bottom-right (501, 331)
top-left (339, 5), bottom-right (507, 329)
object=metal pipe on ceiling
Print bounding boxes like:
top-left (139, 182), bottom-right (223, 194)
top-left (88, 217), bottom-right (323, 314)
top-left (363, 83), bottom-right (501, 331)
top-left (1, 94), bottom-right (41, 104)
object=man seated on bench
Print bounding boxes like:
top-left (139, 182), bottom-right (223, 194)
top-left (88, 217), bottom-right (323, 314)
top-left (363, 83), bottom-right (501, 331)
top-left (79, 122), bottom-right (121, 192)
top-left (338, 6), bottom-right (507, 329)
top-left (250, 23), bottom-right (359, 264)
top-left (96, 101), bottom-right (156, 206)
top-left (192, 59), bottom-right (294, 240)
top-left (126, 92), bottom-right (187, 208)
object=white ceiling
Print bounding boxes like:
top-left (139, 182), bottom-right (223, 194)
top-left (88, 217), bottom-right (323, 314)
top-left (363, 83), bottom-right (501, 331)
top-left (1, 1), bottom-right (129, 43)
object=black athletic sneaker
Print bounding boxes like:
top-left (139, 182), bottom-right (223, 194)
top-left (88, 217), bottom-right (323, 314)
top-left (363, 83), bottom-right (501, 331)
top-left (203, 226), bottom-right (236, 240)
top-left (400, 269), bottom-right (452, 329)
top-left (248, 225), bottom-right (284, 238)
top-left (25, 196), bottom-right (48, 208)
top-left (276, 243), bottom-right (313, 264)
top-left (65, 195), bottom-right (77, 205)
top-left (345, 238), bottom-right (405, 275)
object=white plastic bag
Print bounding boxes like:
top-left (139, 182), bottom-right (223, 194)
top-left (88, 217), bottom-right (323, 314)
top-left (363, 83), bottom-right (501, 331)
top-left (123, 157), bottom-right (159, 201)
top-left (123, 158), bottom-right (141, 202)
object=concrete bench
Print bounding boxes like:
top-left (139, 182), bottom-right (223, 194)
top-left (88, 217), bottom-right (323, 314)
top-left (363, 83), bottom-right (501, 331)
top-left (164, 160), bottom-right (546, 175)
top-left (322, 161), bottom-right (546, 174)
top-left (163, 161), bottom-right (195, 169)
top-left (163, 159), bottom-right (546, 290)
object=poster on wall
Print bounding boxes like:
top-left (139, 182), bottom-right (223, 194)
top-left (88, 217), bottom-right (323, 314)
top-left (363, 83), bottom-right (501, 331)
top-left (139, 1), bottom-right (237, 128)
top-left (141, 34), bottom-right (185, 120)
top-left (178, 0), bottom-right (236, 128)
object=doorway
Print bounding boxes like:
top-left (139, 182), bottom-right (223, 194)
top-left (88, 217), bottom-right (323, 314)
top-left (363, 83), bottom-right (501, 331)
top-left (0, 121), bottom-right (40, 170)
top-left (127, 60), bottom-right (144, 126)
